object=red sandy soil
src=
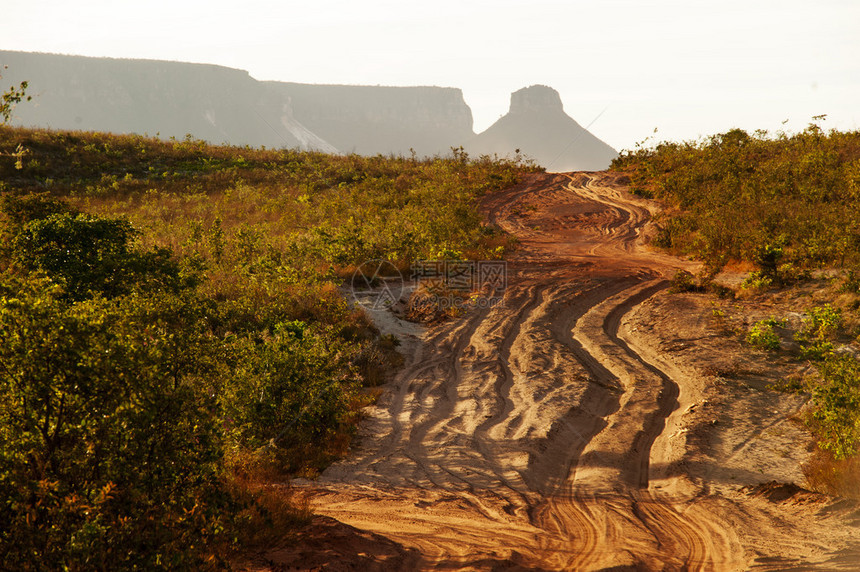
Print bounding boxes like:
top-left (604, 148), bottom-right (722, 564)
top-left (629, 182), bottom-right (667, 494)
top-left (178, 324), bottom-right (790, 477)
top-left (243, 172), bottom-right (860, 571)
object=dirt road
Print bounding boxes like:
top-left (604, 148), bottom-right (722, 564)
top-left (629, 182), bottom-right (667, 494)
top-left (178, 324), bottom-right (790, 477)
top-left (269, 173), bottom-right (858, 571)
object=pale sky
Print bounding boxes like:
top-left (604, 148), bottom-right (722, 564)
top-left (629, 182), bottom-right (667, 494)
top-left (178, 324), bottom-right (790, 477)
top-left (4, 0), bottom-right (859, 151)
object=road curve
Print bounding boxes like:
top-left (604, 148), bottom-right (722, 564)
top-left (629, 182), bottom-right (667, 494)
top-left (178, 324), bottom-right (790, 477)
top-left (281, 172), bottom-right (852, 571)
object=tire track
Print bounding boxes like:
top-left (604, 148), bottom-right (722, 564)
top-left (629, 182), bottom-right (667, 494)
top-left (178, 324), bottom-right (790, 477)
top-left (486, 172), bottom-right (741, 568)
top-left (289, 172), bottom-right (812, 571)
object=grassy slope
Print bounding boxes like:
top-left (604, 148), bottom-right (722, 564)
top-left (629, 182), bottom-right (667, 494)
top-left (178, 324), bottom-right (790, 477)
top-left (1, 126), bottom-right (534, 335)
top-left (0, 126), bottom-right (538, 565)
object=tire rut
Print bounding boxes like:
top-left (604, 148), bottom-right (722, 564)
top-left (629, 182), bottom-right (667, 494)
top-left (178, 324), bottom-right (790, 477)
top-left (290, 172), bottom-right (811, 571)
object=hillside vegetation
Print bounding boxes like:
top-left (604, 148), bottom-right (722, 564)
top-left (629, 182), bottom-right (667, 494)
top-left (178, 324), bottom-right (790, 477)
top-left (613, 125), bottom-right (860, 498)
top-left (612, 124), bottom-right (860, 280)
top-left (0, 125), bottom-right (533, 569)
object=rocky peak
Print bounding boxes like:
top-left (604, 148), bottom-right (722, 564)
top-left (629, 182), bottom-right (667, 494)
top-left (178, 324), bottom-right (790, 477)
top-left (509, 85), bottom-right (564, 115)
top-left (466, 84), bottom-right (617, 171)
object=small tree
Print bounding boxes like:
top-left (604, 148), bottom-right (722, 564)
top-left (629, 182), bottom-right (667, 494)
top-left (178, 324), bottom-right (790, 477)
top-left (753, 239), bottom-right (786, 284)
top-left (0, 65), bottom-right (31, 124)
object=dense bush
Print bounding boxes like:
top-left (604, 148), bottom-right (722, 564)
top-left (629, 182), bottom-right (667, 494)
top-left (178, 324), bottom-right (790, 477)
top-left (223, 321), bottom-right (362, 461)
top-left (810, 354), bottom-right (860, 460)
top-left (796, 304), bottom-right (842, 361)
top-left (612, 125), bottom-right (860, 274)
top-left (0, 277), bottom-right (232, 570)
top-left (12, 212), bottom-right (188, 300)
top-left (746, 318), bottom-right (783, 351)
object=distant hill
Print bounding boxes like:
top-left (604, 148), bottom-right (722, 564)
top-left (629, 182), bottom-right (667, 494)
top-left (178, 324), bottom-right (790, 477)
top-left (0, 50), bottom-right (303, 149)
top-left (264, 83), bottom-right (474, 157)
top-left (465, 85), bottom-right (617, 171)
top-left (1, 51), bottom-right (615, 169)
top-left (0, 50), bottom-right (473, 155)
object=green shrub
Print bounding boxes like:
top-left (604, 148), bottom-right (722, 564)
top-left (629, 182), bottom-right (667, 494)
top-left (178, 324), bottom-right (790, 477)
top-left (747, 318), bottom-right (783, 351)
top-left (840, 269), bottom-right (860, 294)
top-left (223, 321), bottom-right (361, 455)
top-left (5, 204), bottom-right (192, 301)
top-left (0, 276), bottom-right (233, 570)
top-left (0, 192), bottom-right (73, 227)
top-left (796, 304), bottom-right (842, 360)
top-left (753, 239), bottom-right (785, 279)
top-left (811, 354), bottom-right (860, 459)
top-left (669, 269), bottom-right (699, 293)
top-left (741, 270), bottom-right (773, 291)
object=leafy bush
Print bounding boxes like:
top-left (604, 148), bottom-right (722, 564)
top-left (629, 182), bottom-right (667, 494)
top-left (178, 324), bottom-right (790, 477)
top-left (0, 277), bottom-right (232, 570)
top-left (794, 304), bottom-right (842, 360)
top-left (810, 354), bottom-right (860, 459)
top-left (747, 318), bottom-right (783, 351)
top-left (669, 269), bottom-right (699, 293)
top-left (753, 239), bottom-right (786, 284)
top-left (0, 191), bottom-right (72, 227)
top-left (223, 321), bottom-right (362, 456)
top-left (741, 270), bottom-right (773, 291)
top-left (11, 212), bottom-right (189, 300)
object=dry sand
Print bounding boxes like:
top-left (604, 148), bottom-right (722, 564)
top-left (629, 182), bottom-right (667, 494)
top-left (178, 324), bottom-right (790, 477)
top-left (249, 172), bottom-right (860, 571)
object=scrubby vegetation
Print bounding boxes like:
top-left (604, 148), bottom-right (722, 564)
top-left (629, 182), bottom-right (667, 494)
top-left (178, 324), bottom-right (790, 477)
top-left (746, 317), bottom-right (784, 351)
top-left (612, 123), bottom-right (860, 278)
top-left (615, 125), bottom-right (860, 498)
top-left (0, 125), bottom-right (534, 568)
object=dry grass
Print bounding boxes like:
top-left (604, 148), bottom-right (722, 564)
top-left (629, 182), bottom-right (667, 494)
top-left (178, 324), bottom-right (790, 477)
top-left (804, 449), bottom-right (860, 499)
top-left (222, 470), bottom-right (312, 554)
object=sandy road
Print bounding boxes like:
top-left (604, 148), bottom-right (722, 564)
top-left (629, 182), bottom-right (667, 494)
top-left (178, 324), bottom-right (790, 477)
top-left (276, 173), bottom-right (858, 571)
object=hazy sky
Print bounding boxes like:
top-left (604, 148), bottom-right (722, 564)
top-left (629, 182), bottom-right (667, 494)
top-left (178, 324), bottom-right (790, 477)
top-left (4, 0), bottom-right (859, 151)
